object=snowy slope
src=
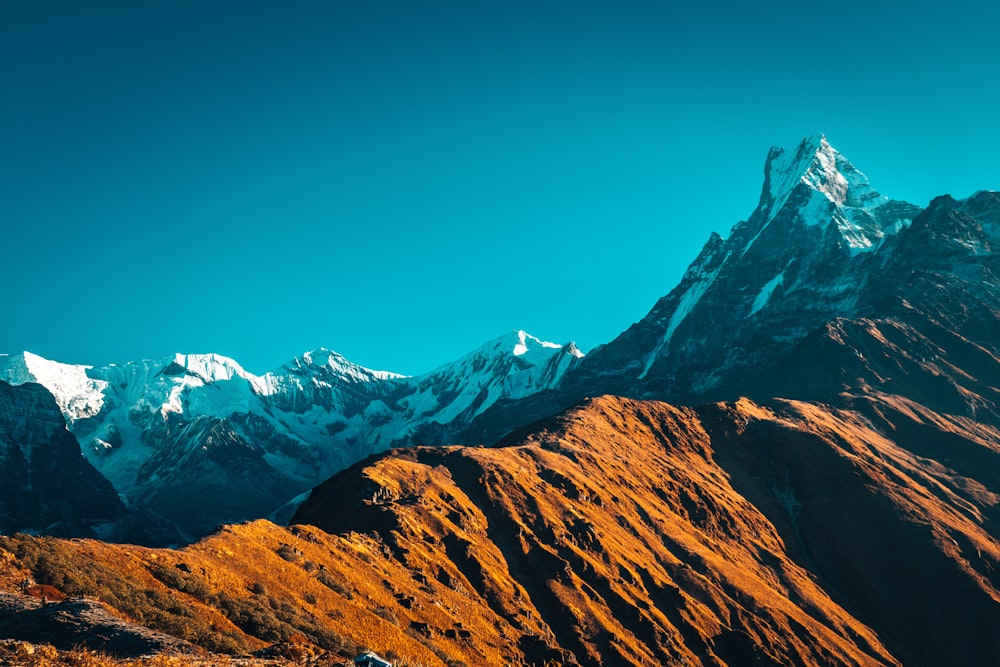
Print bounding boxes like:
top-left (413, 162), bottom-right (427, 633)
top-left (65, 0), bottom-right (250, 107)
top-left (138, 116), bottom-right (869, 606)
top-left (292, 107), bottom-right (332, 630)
top-left (399, 330), bottom-right (583, 425)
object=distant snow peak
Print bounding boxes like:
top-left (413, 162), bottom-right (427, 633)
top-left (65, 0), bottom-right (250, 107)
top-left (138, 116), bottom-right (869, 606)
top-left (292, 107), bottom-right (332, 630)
top-left (765, 134), bottom-right (886, 214)
top-left (169, 352), bottom-right (248, 383)
top-left (0, 351), bottom-right (107, 422)
top-left (405, 329), bottom-right (583, 424)
top-left (512, 330), bottom-right (562, 357)
top-left (292, 348), bottom-right (404, 381)
top-left (300, 348), bottom-right (345, 369)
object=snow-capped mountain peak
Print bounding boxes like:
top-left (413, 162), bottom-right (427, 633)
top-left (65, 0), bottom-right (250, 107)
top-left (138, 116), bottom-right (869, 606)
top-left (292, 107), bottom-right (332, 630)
top-left (459, 329), bottom-right (586, 368)
top-left (510, 330), bottom-right (584, 359)
top-left (3, 329), bottom-right (582, 537)
top-left (163, 352), bottom-right (252, 383)
top-left (741, 135), bottom-right (917, 256)
top-left (398, 330), bottom-right (585, 426)
top-left (763, 133), bottom-right (886, 215)
top-left (0, 351), bottom-right (108, 422)
top-left (275, 348), bottom-right (405, 384)
top-left (583, 136), bottom-right (927, 398)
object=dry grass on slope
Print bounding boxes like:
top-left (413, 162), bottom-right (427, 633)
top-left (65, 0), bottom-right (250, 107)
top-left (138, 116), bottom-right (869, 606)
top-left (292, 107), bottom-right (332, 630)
top-left (8, 393), bottom-right (998, 665)
top-left (0, 522), bottom-right (474, 666)
top-left (295, 395), bottom-right (900, 666)
top-left (705, 394), bottom-right (1000, 666)
top-left (0, 640), bottom-right (297, 667)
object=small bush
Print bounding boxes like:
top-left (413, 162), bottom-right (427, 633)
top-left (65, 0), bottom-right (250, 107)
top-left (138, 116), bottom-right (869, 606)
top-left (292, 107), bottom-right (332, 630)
top-left (317, 571), bottom-right (354, 599)
top-left (276, 544), bottom-right (301, 563)
top-left (371, 606), bottom-right (398, 625)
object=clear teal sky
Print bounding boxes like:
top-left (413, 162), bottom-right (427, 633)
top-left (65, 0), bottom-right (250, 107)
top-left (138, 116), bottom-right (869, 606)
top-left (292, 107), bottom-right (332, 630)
top-left (3, 0), bottom-right (999, 375)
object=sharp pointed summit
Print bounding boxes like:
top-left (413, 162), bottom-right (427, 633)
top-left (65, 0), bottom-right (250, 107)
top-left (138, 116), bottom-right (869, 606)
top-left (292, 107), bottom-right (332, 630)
top-left (762, 133), bottom-right (884, 212)
top-left (555, 136), bottom-right (924, 403)
top-left (745, 134), bottom-right (915, 256)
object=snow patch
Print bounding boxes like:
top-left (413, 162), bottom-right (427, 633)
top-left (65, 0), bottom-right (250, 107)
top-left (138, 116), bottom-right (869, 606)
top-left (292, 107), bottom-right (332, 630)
top-left (0, 351), bottom-right (108, 422)
top-left (748, 271), bottom-right (785, 317)
top-left (512, 330), bottom-right (562, 357)
top-left (639, 267), bottom-right (721, 380)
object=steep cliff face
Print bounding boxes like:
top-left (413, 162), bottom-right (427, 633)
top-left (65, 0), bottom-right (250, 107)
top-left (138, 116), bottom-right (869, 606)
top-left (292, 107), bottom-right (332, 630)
top-left (0, 381), bottom-right (123, 538)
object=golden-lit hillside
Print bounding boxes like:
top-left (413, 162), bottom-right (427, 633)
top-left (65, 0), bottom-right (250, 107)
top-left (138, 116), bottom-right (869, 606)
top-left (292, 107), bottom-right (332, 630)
top-left (3, 394), bottom-right (1000, 665)
top-left (296, 395), bottom-right (900, 665)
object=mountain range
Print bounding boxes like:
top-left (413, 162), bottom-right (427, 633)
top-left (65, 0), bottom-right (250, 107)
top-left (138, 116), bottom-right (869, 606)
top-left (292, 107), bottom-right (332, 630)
top-left (1, 134), bottom-right (998, 665)
top-left (0, 330), bottom-right (583, 538)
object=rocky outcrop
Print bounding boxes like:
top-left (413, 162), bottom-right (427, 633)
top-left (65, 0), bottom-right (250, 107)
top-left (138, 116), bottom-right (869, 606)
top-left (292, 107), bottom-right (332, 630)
top-left (0, 591), bottom-right (198, 658)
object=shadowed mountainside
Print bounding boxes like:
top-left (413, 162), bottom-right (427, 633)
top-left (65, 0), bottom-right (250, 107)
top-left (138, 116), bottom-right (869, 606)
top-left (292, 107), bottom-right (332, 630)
top-left (0, 382), bottom-right (124, 538)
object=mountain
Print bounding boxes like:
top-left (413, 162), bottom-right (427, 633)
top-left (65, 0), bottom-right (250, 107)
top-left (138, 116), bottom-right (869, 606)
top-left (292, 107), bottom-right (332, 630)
top-left (4, 135), bottom-right (998, 541)
top-left (567, 133), bottom-right (923, 399)
top-left (0, 332), bottom-right (582, 539)
top-left (459, 135), bottom-right (999, 442)
top-left (3, 135), bottom-right (996, 544)
top-left (0, 381), bottom-right (123, 538)
top-left (280, 163), bottom-right (1000, 660)
top-left (1, 135), bottom-right (998, 664)
top-left (291, 394), bottom-right (1000, 665)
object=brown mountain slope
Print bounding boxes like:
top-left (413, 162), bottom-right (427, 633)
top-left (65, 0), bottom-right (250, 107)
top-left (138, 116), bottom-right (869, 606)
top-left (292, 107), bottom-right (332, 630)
top-left (3, 394), bottom-right (1000, 665)
top-left (703, 395), bottom-right (1000, 666)
top-left (296, 393), bottom-right (1000, 665)
top-left (295, 396), bottom-right (900, 666)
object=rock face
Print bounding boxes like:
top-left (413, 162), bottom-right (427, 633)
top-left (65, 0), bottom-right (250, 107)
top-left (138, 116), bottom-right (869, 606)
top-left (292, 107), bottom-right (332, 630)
top-left (0, 591), bottom-right (197, 658)
top-left (0, 381), bottom-right (123, 538)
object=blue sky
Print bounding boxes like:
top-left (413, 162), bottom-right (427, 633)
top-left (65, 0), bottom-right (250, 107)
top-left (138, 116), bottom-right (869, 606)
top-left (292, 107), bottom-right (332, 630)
top-left (3, 0), bottom-right (999, 375)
